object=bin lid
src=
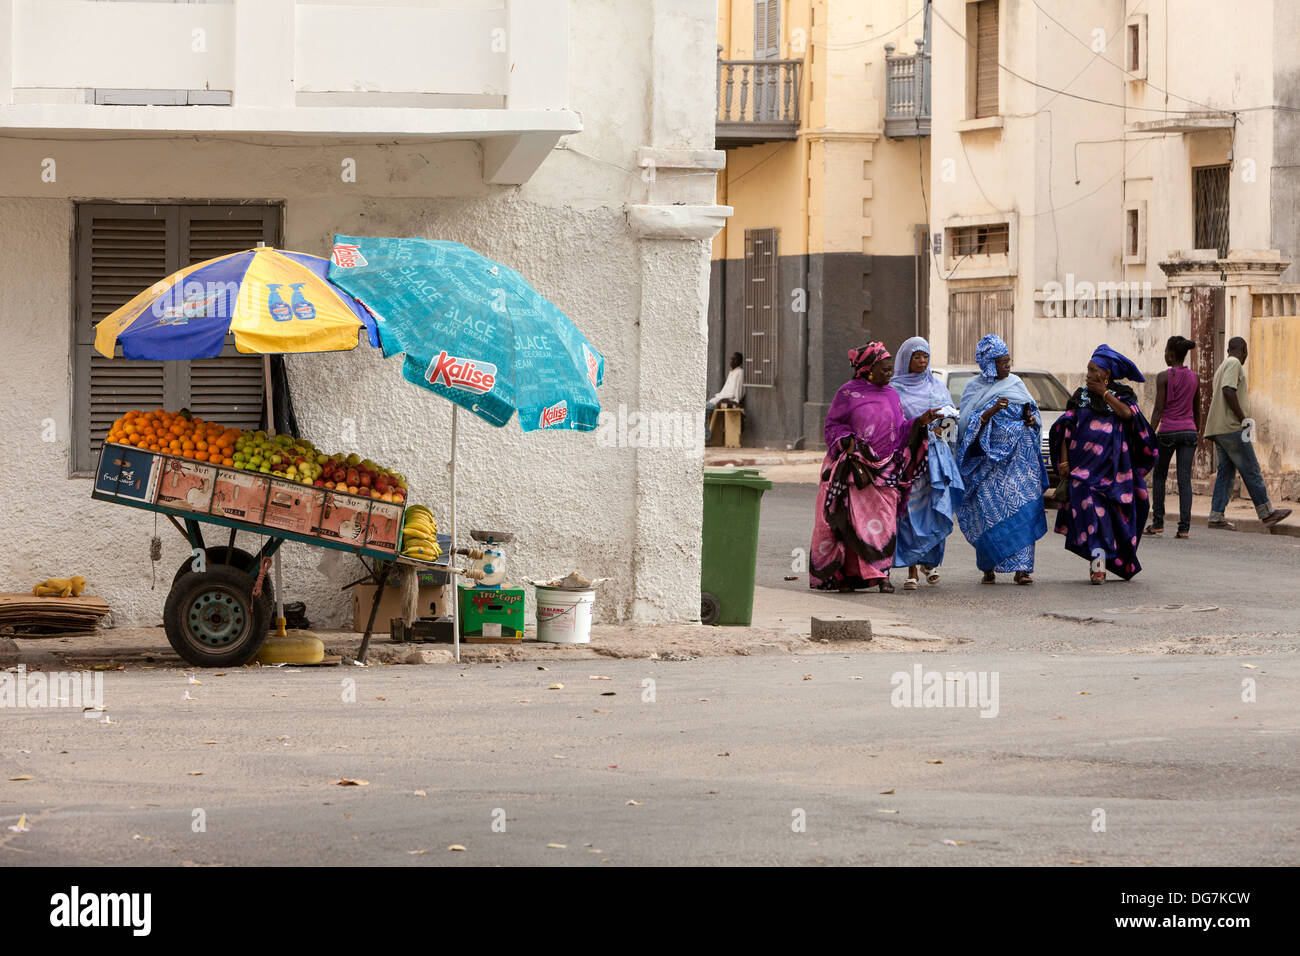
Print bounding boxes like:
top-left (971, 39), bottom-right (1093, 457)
top-left (703, 467), bottom-right (773, 491)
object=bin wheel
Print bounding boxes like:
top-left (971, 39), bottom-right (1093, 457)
top-left (173, 547), bottom-right (274, 622)
top-left (701, 591), bottom-right (721, 626)
top-left (164, 566), bottom-right (270, 667)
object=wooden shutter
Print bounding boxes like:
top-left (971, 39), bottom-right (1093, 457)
top-left (754, 0), bottom-right (780, 59)
top-left (947, 288), bottom-right (1013, 363)
top-left (74, 205), bottom-right (177, 475)
top-left (974, 0), bottom-right (999, 118)
top-left (179, 207), bottom-right (278, 428)
top-left (72, 203), bottom-right (279, 476)
top-left (742, 227), bottom-right (779, 387)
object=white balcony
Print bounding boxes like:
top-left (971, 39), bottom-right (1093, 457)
top-left (0, 0), bottom-right (580, 184)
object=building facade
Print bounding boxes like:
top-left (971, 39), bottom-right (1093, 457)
top-left (710, 0), bottom-right (931, 449)
top-left (0, 0), bottom-right (728, 626)
top-left (928, 0), bottom-right (1300, 490)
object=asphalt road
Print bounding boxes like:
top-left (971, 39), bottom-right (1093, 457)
top-left (758, 483), bottom-right (1300, 654)
top-left (2, 483), bottom-right (1296, 868)
top-left (2, 653), bottom-right (1297, 866)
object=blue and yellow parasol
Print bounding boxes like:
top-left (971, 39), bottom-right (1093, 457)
top-left (93, 247), bottom-right (378, 359)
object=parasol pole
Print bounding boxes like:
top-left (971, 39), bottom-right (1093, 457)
top-left (255, 240), bottom-right (287, 640)
top-left (262, 352), bottom-right (287, 639)
top-left (449, 403), bottom-right (459, 662)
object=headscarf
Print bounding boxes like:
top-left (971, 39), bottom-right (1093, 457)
top-left (848, 342), bottom-right (891, 378)
top-left (959, 335), bottom-right (1034, 440)
top-left (1090, 344), bottom-right (1145, 383)
top-left (975, 334), bottom-right (1010, 379)
top-left (890, 336), bottom-right (949, 418)
top-left (824, 380), bottom-right (906, 458)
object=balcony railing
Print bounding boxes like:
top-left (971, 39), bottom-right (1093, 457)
top-left (716, 57), bottom-right (802, 148)
top-left (884, 40), bottom-right (930, 138)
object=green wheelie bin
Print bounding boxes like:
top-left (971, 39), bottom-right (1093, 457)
top-left (701, 467), bottom-right (773, 626)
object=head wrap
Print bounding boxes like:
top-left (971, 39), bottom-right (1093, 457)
top-left (891, 337), bottom-right (948, 418)
top-left (975, 334), bottom-right (1010, 379)
top-left (1090, 344), bottom-right (1145, 383)
top-left (848, 342), bottom-right (891, 378)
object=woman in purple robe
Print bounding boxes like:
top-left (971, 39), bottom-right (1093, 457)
top-left (810, 343), bottom-right (942, 593)
top-left (1049, 345), bottom-right (1158, 584)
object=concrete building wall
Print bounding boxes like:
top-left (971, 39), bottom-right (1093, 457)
top-left (711, 0), bottom-right (930, 448)
top-left (930, 0), bottom-right (1295, 403)
top-left (0, 0), bottom-right (722, 627)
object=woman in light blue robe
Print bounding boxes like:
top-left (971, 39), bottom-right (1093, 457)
top-left (890, 337), bottom-right (964, 587)
top-left (956, 334), bottom-right (1049, 584)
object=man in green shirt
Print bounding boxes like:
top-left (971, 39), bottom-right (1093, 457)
top-left (1204, 337), bottom-right (1291, 530)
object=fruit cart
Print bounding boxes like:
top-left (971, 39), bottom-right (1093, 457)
top-left (92, 441), bottom-right (473, 667)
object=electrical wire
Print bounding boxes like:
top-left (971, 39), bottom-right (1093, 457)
top-left (1029, 0), bottom-right (1221, 114)
top-left (932, 3), bottom-right (1218, 116)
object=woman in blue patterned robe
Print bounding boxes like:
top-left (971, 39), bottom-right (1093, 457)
top-left (1049, 345), bottom-right (1158, 583)
top-left (955, 335), bottom-right (1049, 584)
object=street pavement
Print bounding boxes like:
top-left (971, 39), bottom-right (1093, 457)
top-left (2, 653), bottom-right (1297, 866)
top-left (2, 483), bottom-right (1296, 867)
top-left (759, 482), bottom-right (1300, 655)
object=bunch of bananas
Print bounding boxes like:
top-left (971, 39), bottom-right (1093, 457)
top-left (400, 506), bottom-right (442, 562)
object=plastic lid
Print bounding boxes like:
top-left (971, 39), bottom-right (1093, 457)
top-left (703, 467), bottom-right (773, 490)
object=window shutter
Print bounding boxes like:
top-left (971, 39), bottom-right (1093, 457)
top-left (975, 0), bottom-right (999, 118)
top-left (73, 206), bottom-right (177, 475)
top-left (178, 207), bottom-right (278, 427)
top-left (754, 0), bottom-right (780, 59)
top-left (72, 203), bottom-right (280, 476)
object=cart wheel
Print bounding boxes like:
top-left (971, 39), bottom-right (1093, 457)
top-left (700, 591), bottom-right (721, 626)
top-left (164, 566), bottom-right (270, 667)
top-left (173, 547), bottom-right (274, 624)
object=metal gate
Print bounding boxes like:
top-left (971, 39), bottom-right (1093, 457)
top-left (948, 287), bottom-right (1013, 363)
top-left (1194, 165), bottom-right (1230, 258)
top-left (743, 227), bottom-right (778, 386)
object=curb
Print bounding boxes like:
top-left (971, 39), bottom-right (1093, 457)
top-left (1186, 513), bottom-right (1299, 538)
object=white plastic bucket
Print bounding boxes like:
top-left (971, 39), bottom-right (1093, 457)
top-left (535, 586), bottom-right (595, 643)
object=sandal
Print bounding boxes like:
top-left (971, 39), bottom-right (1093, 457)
top-left (1175, 530), bottom-right (1190, 539)
top-left (981, 571), bottom-right (996, 584)
top-left (1089, 557), bottom-right (1105, 584)
top-left (1145, 524), bottom-right (1163, 535)
top-left (1014, 571), bottom-right (1033, 585)
top-left (903, 577), bottom-right (918, 590)
top-left (1207, 519), bottom-right (1236, 530)
top-left (926, 567), bottom-right (941, 585)
top-left (877, 579), bottom-right (895, 594)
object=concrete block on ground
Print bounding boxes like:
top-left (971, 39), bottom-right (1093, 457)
top-left (811, 616), bottom-right (872, 642)
top-left (0, 636), bottom-right (19, 663)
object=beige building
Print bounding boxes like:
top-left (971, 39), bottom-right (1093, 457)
top-left (711, 0), bottom-right (932, 448)
top-left (928, 0), bottom-right (1300, 489)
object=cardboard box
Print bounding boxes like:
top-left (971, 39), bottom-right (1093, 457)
top-left (95, 444), bottom-right (161, 502)
top-left (262, 479), bottom-right (325, 535)
top-left (209, 468), bottom-right (271, 524)
top-left (352, 583), bottom-right (448, 632)
top-left (364, 501), bottom-right (403, 553)
top-left (458, 586), bottom-right (525, 640)
top-left (155, 456), bottom-right (218, 512)
top-left (316, 491), bottom-right (372, 545)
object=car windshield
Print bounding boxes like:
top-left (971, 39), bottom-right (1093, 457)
top-left (946, 371), bottom-right (1072, 410)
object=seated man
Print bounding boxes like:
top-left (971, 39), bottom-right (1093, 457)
top-left (706, 352), bottom-right (745, 442)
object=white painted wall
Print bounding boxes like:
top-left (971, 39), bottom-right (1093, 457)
top-left (0, 0), bottom-right (719, 629)
top-left (929, 0), bottom-right (1285, 389)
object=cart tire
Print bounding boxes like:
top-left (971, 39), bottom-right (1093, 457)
top-left (173, 547), bottom-right (273, 623)
top-left (700, 591), bottom-right (721, 626)
top-left (164, 566), bottom-right (270, 667)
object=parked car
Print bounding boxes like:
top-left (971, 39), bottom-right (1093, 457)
top-left (930, 365), bottom-right (1073, 486)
